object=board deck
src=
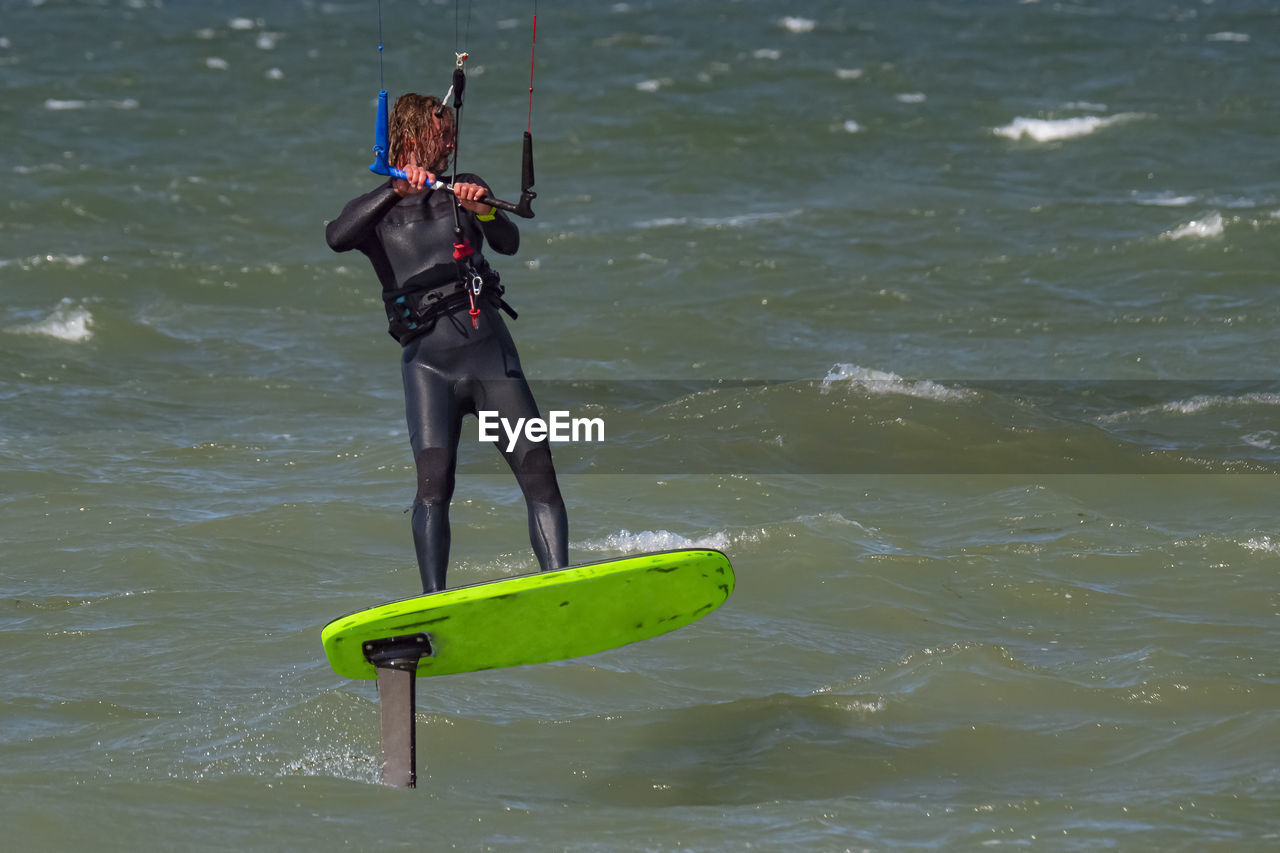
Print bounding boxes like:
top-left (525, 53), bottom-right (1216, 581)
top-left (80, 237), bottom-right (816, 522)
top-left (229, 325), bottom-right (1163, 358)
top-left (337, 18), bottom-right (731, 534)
top-left (322, 548), bottom-right (734, 679)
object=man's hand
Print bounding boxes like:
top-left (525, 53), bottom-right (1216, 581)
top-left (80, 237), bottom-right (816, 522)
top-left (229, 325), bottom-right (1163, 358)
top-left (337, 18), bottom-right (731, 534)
top-left (452, 182), bottom-right (495, 217)
top-left (393, 164), bottom-right (437, 197)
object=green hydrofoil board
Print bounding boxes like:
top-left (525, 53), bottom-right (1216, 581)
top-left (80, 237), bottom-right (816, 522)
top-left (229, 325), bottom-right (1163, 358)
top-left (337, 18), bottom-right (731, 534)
top-left (322, 549), bottom-right (734, 679)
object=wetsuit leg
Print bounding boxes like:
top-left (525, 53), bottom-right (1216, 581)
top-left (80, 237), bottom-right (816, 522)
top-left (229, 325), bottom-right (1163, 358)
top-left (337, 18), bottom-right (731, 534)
top-left (401, 346), bottom-right (464, 593)
top-left (400, 309), bottom-right (567, 589)
top-left (512, 441), bottom-right (570, 571)
top-left (478, 376), bottom-right (570, 571)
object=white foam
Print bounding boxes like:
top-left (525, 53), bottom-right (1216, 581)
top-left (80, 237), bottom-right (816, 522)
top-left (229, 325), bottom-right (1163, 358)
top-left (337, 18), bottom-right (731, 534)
top-left (206, 57), bottom-right (229, 70)
top-left (1098, 393), bottom-right (1280, 421)
top-left (635, 209), bottom-right (799, 230)
top-left (1169, 393), bottom-right (1280, 414)
top-left (265, 68), bottom-right (284, 80)
top-left (841, 119), bottom-right (863, 133)
top-left (229, 17), bottom-right (257, 30)
top-left (1161, 395), bottom-right (1221, 414)
top-left (780, 17), bottom-right (815, 33)
top-left (1207, 32), bottom-right (1250, 43)
top-left (20, 253), bottom-right (89, 268)
top-left (835, 68), bottom-right (863, 80)
top-left (839, 698), bottom-right (886, 714)
top-left (1134, 191), bottom-right (1197, 207)
top-left (255, 32), bottom-right (279, 50)
top-left (1211, 195), bottom-right (1265, 210)
top-left (635, 79), bottom-right (662, 93)
top-left (43, 97), bottom-right (137, 111)
top-left (753, 48), bottom-right (781, 60)
top-left (8, 298), bottom-right (94, 342)
top-left (821, 364), bottom-right (974, 402)
top-left (1242, 536), bottom-right (1279, 555)
top-left (1242, 431), bottom-right (1275, 450)
top-left (13, 163), bottom-right (66, 174)
top-left (578, 528), bottom-right (736, 554)
top-left (895, 92), bottom-right (926, 103)
top-left (1161, 212), bottom-right (1224, 240)
top-left (993, 114), bottom-right (1140, 142)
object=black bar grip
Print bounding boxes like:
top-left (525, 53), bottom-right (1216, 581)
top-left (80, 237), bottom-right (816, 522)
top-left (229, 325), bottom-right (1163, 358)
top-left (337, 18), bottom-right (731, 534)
top-left (451, 67), bottom-right (466, 109)
top-left (478, 191), bottom-right (536, 219)
top-left (521, 131), bottom-right (535, 193)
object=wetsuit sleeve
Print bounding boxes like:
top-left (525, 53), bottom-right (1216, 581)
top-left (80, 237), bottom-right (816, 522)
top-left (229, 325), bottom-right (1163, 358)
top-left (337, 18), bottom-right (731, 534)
top-left (478, 210), bottom-right (520, 255)
top-left (325, 182), bottom-right (402, 253)
top-left (460, 173), bottom-right (519, 256)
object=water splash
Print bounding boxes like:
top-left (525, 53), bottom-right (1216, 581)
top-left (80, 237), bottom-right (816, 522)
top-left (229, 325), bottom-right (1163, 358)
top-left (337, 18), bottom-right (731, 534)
top-left (1160, 212), bottom-right (1225, 240)
top-left (994, 114), bottom-right (1145, 142)
top-left (8, 298), bottom-right (94, 342)
top-left (821, 364), bottom-right (974, 402)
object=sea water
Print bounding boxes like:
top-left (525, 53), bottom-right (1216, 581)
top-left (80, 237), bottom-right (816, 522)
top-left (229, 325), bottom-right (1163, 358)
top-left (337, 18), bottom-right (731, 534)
top-left (2, 0), bottom-right (1278, 849)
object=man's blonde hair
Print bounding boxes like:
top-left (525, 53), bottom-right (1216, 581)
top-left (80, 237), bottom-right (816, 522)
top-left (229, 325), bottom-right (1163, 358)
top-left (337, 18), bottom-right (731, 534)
top-left (389, 93), bottom-right (456, 171)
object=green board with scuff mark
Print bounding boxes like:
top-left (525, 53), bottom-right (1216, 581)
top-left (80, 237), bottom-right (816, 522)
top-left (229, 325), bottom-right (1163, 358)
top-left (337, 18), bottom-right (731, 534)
top-left (321, 549), bottom-right (734, 679)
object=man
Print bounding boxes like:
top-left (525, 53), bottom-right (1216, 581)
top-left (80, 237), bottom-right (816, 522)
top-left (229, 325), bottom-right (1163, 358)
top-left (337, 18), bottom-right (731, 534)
top-left (326, 93), bottom-right (568, 592)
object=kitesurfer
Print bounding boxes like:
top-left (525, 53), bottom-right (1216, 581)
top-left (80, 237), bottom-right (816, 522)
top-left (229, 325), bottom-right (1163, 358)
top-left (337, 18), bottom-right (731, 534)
top-left (325, 93), bottom-right (568, 593)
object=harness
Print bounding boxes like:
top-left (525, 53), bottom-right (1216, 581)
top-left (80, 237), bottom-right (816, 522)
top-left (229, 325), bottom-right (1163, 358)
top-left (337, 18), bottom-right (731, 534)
top-left (384, 268), bottom-right (519, 345)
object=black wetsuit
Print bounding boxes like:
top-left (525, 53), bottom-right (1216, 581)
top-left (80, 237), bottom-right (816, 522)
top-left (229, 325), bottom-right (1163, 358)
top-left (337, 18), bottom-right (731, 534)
top-left (326, 176), bottom-right (568, 592)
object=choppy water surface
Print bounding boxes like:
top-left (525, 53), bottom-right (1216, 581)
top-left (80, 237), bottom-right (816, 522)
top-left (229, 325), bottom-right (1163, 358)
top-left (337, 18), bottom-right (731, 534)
top-left (3, 0), bottom-right (1279, 849)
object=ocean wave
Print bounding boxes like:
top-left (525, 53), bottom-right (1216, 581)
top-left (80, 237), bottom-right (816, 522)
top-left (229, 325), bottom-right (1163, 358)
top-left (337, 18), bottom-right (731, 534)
top-left (1242, 431), bottom-right (1275, 450)
top-left (42, 97), bottom-right (138, 111)
top-left (993, 113), bottom-right (1144, 142)
top-left (1132, 191), bottom-right (1197, 207)
top-left (8, 253), bottom-right (90, 269)
top-left (634, 209), bottom-right (801, 230)
top-left (779, 17), bottom-right (816, 34)
top-left (7, 298), bottom-right (94, 342)
top-left (12, 163), bottom-right (68, 174)
top-left (577, 527), bottom-right (752, 554)
top-left (1160, 212), bottom-right (1224, 240)
top-left (1242, 536), bottom-right (1279, 555)
top-left (1097, 392), bottom-right (1280, 421)
top-left (820, 364), bottom-right (975, 402)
